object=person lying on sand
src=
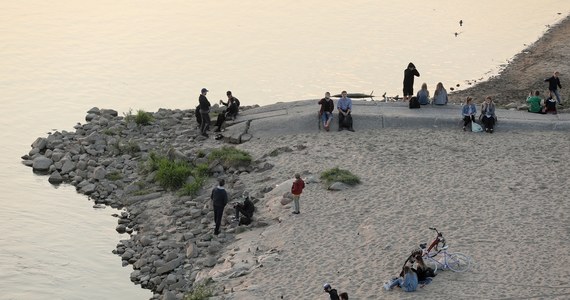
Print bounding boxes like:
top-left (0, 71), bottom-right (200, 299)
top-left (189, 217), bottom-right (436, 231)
top-left (384, 266), bottom-right (418, 292)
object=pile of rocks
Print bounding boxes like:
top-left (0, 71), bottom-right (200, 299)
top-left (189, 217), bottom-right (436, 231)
top-left (21, 106), bottom-right (273, 299)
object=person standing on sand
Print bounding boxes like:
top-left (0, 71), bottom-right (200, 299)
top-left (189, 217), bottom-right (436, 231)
top-left (337, 91), bottom-right (355, 132)
top-left (211, 179), bottom-right (228, 235)
top-left (198, 88), bottom-right (211, 137)
top-left (323, 283), bottom-right (340, 300)
top-left (403, 62), bottom-right (420, 102)
top-left (318, 92), bottom-right (334, 131)
top-left (291, 173), bottom-right (305, 214)
top-left (544, 71), bottom-right (562, 105)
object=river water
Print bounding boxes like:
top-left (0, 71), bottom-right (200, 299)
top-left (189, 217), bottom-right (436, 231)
top-left (1, 1), bottom-right (568, 299)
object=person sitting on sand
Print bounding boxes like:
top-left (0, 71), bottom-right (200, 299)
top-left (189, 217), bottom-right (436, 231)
top-left (461, 97), bottom-right (477, 131)
top-left (413, 254), bottom-right (435, 286)
top-left (323, 283), bottom-right (340, 300)
top-left (318, 92), bottom-right (334, 131)
top-left (480, 96), bottom-right (496, 133)
top-left (417, 83), bottom-right (430, 105)
top-left (433, 82), bottom-right (448, 105)
top-left (545, 91), bottom-right (557, 114)
top-left (339, 292), bottom-right (349, 300)
top-left (337, 91), bottom-right (355, 132)
top-left (526, 90), bottom-right (545, 114)
top-left (384, 266), bottom-right (418, 292)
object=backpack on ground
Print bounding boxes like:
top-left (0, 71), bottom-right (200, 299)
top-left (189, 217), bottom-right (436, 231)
top-left (409, 96), bottom-right (420, 109)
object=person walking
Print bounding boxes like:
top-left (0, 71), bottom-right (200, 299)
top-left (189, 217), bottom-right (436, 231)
top-left (403, 62), bottom-right (420, 102)
top-left (323, 283), bottom-right (340, 300)
top-left (211, 179), bottom-right (228, 235)
top-left (291, 173), bottom-right (305, 214)
top-left (544, 71), bottom-right (562, 105)
top-left (198, 88), bottom-right (211, 137)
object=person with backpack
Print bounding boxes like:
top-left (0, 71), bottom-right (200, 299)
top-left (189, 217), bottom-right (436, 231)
top-left (291, 173), bottom-right (305, 214)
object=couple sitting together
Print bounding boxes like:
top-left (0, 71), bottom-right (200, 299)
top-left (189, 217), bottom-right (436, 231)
top-left (384, 250), bottom-right (436, 292)
top-left (462, 96), bottom-right (496, 133)
top-left (319, 91), bottom-right (355, 132)
top-left (527, 90), bottom-right (557, 115)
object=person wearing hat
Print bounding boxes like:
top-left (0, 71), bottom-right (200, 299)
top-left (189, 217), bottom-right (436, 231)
top-left (198, 88), bottom-right (211, 137)
top-left (323, 283), bottom-right (340, 300)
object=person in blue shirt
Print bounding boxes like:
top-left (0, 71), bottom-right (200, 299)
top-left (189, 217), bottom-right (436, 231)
top-left (337, 91), bottom-right (355, 132)
top-left (461, 96), bottom-right (477, 131)
top-left (384, 266), bottom-right (419, 292)
top-left (417, 83), bottom-right (430, 105)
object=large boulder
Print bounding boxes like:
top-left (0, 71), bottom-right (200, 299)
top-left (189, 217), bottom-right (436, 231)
top-left (32, 156), bottom-right (53, 172)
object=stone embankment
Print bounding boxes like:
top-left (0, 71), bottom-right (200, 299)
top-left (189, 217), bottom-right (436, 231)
top-left (21, 105), bottom-right (276, 300)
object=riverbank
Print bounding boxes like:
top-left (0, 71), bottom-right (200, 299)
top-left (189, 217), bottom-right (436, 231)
top-left (450, 15), bottom-right (570, 106)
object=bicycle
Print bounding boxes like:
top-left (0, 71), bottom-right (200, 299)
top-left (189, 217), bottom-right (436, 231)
top-left (419, 227), bottom-right (472, 273)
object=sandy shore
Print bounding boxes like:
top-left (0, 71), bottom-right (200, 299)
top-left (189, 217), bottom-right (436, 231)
top-left (450, 15), bottom-right (570, 107)
top-left (201, 128), bottom-right (570, 299)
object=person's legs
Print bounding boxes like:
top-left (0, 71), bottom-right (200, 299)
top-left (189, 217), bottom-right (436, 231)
top-left (325, 112), bottom-right (332, 128)
top-left (338, 113), bottom-right (345, 130)
top-left (553, 89), bottom-right (562, 104)
top-left (214, 205), bottom-right (224, 234)
top-left (462, 116), bottom-right (470, 129)
top-left (387, 277), bottom-right (403, 289)
top-left (200, 112), bottom-right (210, 135)
top-left (292, 195), bottom-right (300, 213)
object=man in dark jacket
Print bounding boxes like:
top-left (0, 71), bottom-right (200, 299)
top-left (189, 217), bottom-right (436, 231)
top-left (199, 88), bottom-right (211, 137)
top-left (233, 196), bottom-right (255, 225)
top-left (323, 283), bottom-right (340, 300)
top-left (403, 62), bottom-right (420, 102)
top-left (211, 179), bottom-right (228, 235)
top-left (545, 71), bottom-right (562, 104)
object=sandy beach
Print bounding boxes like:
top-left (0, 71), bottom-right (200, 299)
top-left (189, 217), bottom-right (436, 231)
top-left (203, 128), bottom-right (570, 299)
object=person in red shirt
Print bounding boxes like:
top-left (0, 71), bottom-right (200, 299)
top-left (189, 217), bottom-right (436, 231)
top-left (291, 173), bottom-right (305, 214)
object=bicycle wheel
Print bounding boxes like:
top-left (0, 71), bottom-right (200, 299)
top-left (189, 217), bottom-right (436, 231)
top-left (423, 256), bottom-right (439, 273)
top-left (446, 253), bottom-right (471, 272)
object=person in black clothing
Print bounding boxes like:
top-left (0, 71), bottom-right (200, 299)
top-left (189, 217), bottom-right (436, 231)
top-left (323, 283), bottom-right (340, 300)
top-left (403, 62), bottom-right (420, 102)
top-left (544, 71), bottom-right (562, 104)
top-left (233, 196), bottom-right (255, 225)
top-left (339, 292), bottom-right (349, 300)
top-left (211, 179), bottom-right (228, 235)
top-left (214, 91), bottom-right (240, 132)
top-left (198, 88), bottom-right (211, 137)
top-left (545, 91), bottom-right (558, 114)
top-left (318, 92), bottom-right (334, 131)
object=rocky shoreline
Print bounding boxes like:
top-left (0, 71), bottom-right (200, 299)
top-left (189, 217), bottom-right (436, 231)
top-left (21, 105), bottom-right (281, 299)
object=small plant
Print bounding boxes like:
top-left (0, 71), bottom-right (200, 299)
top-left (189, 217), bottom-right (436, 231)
top-left (134, 109), bottom-right (154, 125)
top-left (154, 158), bottom-right (192, 190)
top-left (208, 146), bottom-right (252, 168)
top-left (184, 283), bottom-right (213, 300)
top-left (179, 163), bottom-right (209, 196)
top-left (105, 171), bottom-right (122, 181)
top-left (121, 140), bottom-right (141, 155)
top-left (196, 150), bottom-right (206, 158)
top-left (320, 167), bottom-right (361, 186)
top-left (102, 128), bottom-right (117, 136)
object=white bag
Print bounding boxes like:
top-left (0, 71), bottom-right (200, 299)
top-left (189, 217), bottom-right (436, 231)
top-left (471, 122), bottom-right (483, 132)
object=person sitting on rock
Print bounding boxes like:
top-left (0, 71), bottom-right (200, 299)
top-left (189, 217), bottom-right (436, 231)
top-left (233, 196), bottom-right (255, 225)
top-left (480, 96), bottom-right (496, 133)
top-left (461, 96), bottom-right (477, 131)
top-left (433, 82), bottom-right (448, 105)
top-left (526, 90), bottom-right (545, 114)
top-left (214, 91), bottom-right (240, 132)
top-left (417, 83), bottom-right (430, 105)
top-left (318, 92), bottom-right (334, 131)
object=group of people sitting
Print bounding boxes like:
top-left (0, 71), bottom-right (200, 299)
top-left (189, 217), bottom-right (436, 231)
top-left (319, 91), bottom-right (355, 132)
top-left (410, 82), bottom-right (449, 107)
top-left (461, 96), bottom-right (497, 133)
top-left (526, 90), bottom-right (558, 114)
top-left (383, 250), bottom-right (437, 292)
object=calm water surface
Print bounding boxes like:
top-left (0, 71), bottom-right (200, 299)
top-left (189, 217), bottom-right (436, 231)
top-left (1, 1), bottom-right (569, 299)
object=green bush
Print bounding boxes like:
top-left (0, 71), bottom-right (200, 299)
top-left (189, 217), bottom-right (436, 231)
top-left (134, 109), bottom-right (154, 125)
top-left (320, 167), bottom-right (361, 186)
top-left (184, 283), bottom-right (212, 300)
top-left (105, 171), bottom-right (122, 181)
top-left (154, 158), bottom-right (192, 190)
top-left (208, 146), bottom-right (252, 168)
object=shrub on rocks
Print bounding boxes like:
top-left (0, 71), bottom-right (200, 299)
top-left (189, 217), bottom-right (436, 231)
top-left (184, 282), bottom-right (213, 300)
top-left (208, 146), bottom-right (252, 168)
top-left (124, 109), bottom-right (154, 126)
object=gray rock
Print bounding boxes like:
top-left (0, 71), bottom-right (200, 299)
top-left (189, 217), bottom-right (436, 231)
top-left (48, 171), bottom-right (63, 184)
top-left (32, 156), bottom-right (53, 172)
top-left (328, 182), bottom-right (349, 191)
top-left (156, 256), bottom-right (184, 275)
top-left (116, 224), bottom-right (127, 234)
top-left (93, 166), bottom-right (107, 180)
top-left (202, 256), bottom-right (217, 267)
top-left (186, 243), bottom-right (197, 258)
top-left (60, 159), bottom-right (75, 174)
top-left (80, 183), bottom-right (96, 194)
top-left (31, 137), bottom-right (48, 150)
top-left (161, 291), bottom-right (177, 300)
top-left (165, 274), bottom-right (177, 284)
